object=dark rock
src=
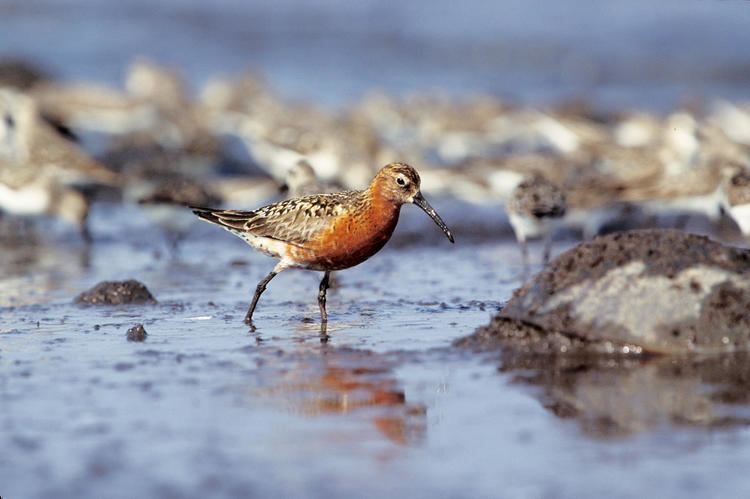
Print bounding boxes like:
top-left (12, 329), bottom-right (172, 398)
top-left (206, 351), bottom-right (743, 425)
top-left (75, 280), bottom-right (156, 305)
top-left (126, 324), bottom-right (148, 342)
top-left (459, 230), bottom-right (750, 354)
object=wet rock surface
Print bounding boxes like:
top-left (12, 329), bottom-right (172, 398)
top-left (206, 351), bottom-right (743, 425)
top-left (126, 323), bottom-right (148, 342)
top-left (461, 230), bottom-right (750, 354)
top-left (456, 316), bottom-right (645, 355)
top-left (75, 279), bottom-right (157, 305)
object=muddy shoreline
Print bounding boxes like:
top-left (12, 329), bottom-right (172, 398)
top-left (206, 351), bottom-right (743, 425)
top-left (4, 203), bottom-right (750, 498)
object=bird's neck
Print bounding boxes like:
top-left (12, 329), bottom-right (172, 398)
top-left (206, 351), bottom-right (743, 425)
top-left (368, 179), bottom-right (401, 209)
top-left (365, 183), bottom-right (402, 234)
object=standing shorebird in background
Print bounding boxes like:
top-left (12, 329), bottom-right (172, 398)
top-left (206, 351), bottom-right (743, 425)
top-left (282, 159), bottom-right (336, 198)
top-left (506, 175), bottom-right (566, 267)
top-left (192, 162), bottom-right (454, 327)
top-left (0, 88), bottom-right (120, 241)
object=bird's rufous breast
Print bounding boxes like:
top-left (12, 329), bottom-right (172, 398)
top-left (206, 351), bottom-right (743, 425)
top-left (289, 194), bottom-right (401, 271)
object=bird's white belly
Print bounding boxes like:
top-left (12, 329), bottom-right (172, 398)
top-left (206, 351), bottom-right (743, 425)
top-left (0, 183), bottom-right (51, 215)
top-left (509, 212), bottom-right (552, 241)
top-left (729, 204), bottom-right (750, 236)
top-left (235, 231), bottom-right (291, 259)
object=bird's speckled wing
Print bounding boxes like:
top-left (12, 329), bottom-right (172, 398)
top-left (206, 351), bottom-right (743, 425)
top-left (31, 125), bottom-right (121, 186)
top-left (192, 190), bottom-right (365, 246)
top-left (0, 124), bottom-right (119, 189)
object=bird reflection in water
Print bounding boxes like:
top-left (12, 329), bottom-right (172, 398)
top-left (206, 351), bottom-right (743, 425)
top-left (256, 348), bottom-right (426, 447)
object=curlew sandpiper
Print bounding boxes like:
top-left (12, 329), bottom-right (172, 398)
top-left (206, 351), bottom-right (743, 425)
top-left (192, 162), bottom-right (454, 327)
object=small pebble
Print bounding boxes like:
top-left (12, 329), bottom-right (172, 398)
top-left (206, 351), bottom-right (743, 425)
top-left (126, 324), bottom-right (148, 342)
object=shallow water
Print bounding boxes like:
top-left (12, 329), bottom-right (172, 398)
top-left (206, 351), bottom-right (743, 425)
top-left (4, 203), bottom-right (750, 498)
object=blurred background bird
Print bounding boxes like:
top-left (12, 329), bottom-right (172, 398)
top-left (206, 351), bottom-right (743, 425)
top-left (0, 87), bottom-right (120, 242)
top-left (505, 175), bottom-right (567, 267)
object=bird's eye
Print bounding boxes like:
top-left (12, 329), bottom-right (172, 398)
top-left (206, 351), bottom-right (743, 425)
top-left (396, 176), bottom-right (407, 187)
top-left (4, 114), bottom-right (14, 129)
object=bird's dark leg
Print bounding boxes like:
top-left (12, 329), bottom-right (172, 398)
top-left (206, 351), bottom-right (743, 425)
top-left (80, 224), bottom-right (93, 246)
top-left (542, 233), bottom-right (553, 265)
top-left (166, 231), bottom-right (183, 259)
top-left (245, 269), bottom-right (279, 325)
top-left (318, 270), bottom-right (331, 324)
top-left (77, 195), bottom-right (93, 246)
top-left (520, 239), bottom-right (529, 268)
top-left (518, 239), bottom-right (531, 281)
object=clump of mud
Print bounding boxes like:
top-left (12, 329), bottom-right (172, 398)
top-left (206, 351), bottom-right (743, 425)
top-left (126, 324), bottom-right (148, 342)
top-left (75, 279), bottom-right (157, 305)
top-left (460, 230), bottom-right (750, 354)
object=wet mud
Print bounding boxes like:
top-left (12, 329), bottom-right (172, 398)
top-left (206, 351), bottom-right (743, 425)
top-left (4, 205), bottom-right (750, 498)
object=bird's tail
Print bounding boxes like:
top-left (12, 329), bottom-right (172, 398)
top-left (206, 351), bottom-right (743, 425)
top-left (190, 205), bottom-right (255, 231)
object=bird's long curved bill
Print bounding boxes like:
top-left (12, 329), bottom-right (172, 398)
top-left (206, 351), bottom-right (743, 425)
top-left (413, 192), bottom-right (455, 243)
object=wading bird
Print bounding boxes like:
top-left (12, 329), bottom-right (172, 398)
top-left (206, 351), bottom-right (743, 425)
top-left (192, 162), bottom-right (454, 327)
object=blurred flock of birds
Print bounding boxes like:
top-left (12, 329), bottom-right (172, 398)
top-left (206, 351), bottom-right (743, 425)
top-left (2, 56), bottom-right (750, 264)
